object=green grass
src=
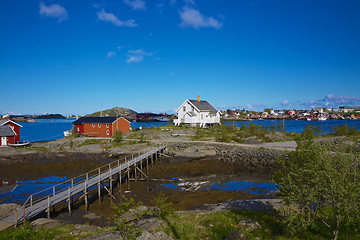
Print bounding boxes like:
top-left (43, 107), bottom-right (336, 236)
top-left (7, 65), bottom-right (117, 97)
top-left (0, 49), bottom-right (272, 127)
top-left (22, 146), bottom-right (48, 152)
top-left (158, 209), bottom-right (360, 240)
top-left (77, 139), bottom-right (109, 147)
top-left (0, 223), bottom-right (106, 240)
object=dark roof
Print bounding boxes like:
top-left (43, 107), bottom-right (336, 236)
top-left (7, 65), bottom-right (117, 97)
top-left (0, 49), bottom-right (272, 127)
top-left (73, 117), bottom-right (118, 125)
top-left (188, 100), bottom-right (218, 113)
top-left (0, 125), bottom-right (16, 137)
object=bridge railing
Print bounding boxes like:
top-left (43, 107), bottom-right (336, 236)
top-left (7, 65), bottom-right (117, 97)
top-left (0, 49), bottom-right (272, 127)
top-left (21, 146), bottom-right (164, 210)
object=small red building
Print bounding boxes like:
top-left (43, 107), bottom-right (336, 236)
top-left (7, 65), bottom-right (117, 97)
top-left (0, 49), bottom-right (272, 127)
top-left (73, 117), bottom-right (130, 137)
top-left (0, 120), bottom-right (22, 146)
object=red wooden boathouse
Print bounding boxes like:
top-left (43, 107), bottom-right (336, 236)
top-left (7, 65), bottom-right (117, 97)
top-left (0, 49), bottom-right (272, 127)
top-left (0, 120), bottom-right (22, 146)
top-left (73, 117), bottom-right (130, 137)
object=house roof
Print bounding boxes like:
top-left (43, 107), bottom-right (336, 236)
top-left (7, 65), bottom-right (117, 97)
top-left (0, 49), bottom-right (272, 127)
top-left (0, 125), bottom-right (16, 137)
top-left (73, 116), bottom-right (128, 125)
top-left (188, 100), bottom-right (218, 113)
top-left (0, 120), bottom-right (22, 127)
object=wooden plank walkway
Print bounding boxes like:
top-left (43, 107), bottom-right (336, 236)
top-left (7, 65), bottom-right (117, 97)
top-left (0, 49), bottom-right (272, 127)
top-left (2, 146), bottom-right (166, 226)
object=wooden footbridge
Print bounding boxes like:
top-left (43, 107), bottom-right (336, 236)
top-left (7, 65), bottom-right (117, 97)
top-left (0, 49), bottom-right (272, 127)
top-left (2, 146), bottom-right (166, 227)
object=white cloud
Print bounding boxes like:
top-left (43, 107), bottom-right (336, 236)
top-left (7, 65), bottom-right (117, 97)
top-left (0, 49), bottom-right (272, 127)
top-left (179, 7), bottom-right (223, 29)
top-left (281, 99), bottom-right (289, 105)
top-left (106, 51), bottom-right (116, 58)
top-left (127, 56), bottom-right (144, 63)
top-left (123, 0), bottom-right (146, 10)
top-left (126, 49), bottom-right (154, 63)
top-left (97, 9), bottom-right (138, 27)
top-left (39, 2), bottom-right (68, 23)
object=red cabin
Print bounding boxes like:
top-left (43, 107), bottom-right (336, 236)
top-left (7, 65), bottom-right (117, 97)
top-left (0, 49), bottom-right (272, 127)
top-left (0, 120), bottom-right (22, 146)
top-left (73, 117), bottom-right (130, 137)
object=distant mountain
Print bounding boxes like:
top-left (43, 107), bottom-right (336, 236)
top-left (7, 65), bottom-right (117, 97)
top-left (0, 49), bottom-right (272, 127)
top-left (87, 107), bottom-right (137, 117)
top-left (35, 114), bottom-right (65, 119)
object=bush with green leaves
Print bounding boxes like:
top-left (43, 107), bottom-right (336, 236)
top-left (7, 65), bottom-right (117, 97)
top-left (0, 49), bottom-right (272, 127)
top-left (329, 124), bottom-right (359, 136)
top-left (274, 126), bottom-right (360, 240)
top-left (112, 195), bottom-right (147, 240)
top-left (155, 191), bottom-right (174, 219)
top-left (113, 130), bottom-right (123, 143)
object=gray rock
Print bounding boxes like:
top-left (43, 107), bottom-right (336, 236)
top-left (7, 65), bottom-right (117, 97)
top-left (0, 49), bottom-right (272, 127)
top-left (226, 230), bottom-right (249, 240)
top-left (81, 230), bottom-right (123, 240)
top-left (120, 206), bottom-right (149, 223)
top-left (0, 203), bottom-right (20, 220)
top-left (137, 230), bottom-right (173, 240)
top-left (136, 217), bottom-right (163, 232)
top-left (31, 218), bottom-right (63, 229)
top-left (238, 219), bottom-right (262, 231)
top-left (83, 212), bottom-right (102, 220)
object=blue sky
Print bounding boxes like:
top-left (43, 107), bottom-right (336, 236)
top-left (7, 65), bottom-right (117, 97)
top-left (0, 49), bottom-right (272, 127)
top-left (1, 0), bottom-right (360, 115)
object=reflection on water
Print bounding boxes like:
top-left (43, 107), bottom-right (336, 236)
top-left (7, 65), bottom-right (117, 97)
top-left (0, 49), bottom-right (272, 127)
top-left (162, 179), bottom-right (276, 194)
top-left (0, 176), bottom-right (277, 205)
top-left (0, 176), bottom-right (68, 204)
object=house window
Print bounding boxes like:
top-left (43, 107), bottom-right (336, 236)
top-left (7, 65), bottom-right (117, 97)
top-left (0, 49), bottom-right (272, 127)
top-left (183, 106), bottom-right (186, 112)
top-left (98, 124), bottom-right (101, 128)
top-left (77, 127), bottom-right (80, 132)
top-left (106, 130), bottom-right (109, 135)
top-left (92, 124), bottom-right (95, 127)
top-left (106, 124), bottom-right (109, 128)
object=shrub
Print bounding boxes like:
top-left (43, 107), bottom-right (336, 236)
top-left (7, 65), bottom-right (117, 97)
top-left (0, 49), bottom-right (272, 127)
top-left (113, 130), bottom-right (123, 143)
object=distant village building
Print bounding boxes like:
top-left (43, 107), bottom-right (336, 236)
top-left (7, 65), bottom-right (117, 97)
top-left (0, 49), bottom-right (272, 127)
top-left (73, 117), bottom-right (130, 137)
top-left (339, 106), bottom-right (360, 113)
top-left (0, 120), bottom-right (22, 146)
top-left (173, 96), bottom-right (221, 128)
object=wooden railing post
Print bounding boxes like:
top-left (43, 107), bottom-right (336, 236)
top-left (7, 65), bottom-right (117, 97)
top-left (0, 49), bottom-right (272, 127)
top-left (84, 174), bottom-right (88, 211)
top-left (98, 168), bottom-right (101, 206)
top-left (68, 187), bottom-right (71, 216)
top-left (15, 209), bottom-right (18, 227)
top-left (23, 207), bottom-right (26, 224)
top-left (47, 196), bottom-right (50, 219)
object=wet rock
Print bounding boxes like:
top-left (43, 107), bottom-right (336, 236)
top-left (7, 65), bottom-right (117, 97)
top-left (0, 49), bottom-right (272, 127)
top-left (31, 218), bottom-right (63, 229)
top-left (226, 230), bottom-right (249, 240)
top-left (238, 219), bottom-right (262, 231)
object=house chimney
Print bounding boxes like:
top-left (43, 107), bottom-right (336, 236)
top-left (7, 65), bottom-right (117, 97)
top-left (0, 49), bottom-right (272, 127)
top-left (197, 96), bottom-right (200, 102)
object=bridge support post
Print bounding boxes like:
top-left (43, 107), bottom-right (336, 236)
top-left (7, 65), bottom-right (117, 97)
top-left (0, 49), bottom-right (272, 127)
top-left (146, 156), bottom-right (149, 176)
top-left (135, 161), bottom-right (137, 182)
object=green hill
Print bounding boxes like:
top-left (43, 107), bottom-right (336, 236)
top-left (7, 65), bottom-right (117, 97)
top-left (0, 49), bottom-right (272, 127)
top-left (87, 107), bottom-right (137, 117)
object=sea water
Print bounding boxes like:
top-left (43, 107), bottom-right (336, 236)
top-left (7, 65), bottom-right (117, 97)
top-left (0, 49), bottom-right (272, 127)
top-left (19, 119), bottom-right (359, 142)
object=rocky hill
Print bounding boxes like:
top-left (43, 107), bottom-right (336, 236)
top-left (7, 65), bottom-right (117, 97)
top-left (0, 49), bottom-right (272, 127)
top-left (87, 107), bottom-right (137, 117)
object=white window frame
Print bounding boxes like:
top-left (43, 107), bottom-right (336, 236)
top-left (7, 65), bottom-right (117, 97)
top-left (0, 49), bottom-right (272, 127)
top-left (77, 127), bottom-right (80, 132)
top-left (106, 130), bottom-right (109, 135)
top-left (92, 124), bottom-right (95, 127)
top-left (106, 124), bottom-right (109, 128)
top-left (183, 106), bottom-right (186, 112)
top-left (98, 124), bottom-right (101, 128)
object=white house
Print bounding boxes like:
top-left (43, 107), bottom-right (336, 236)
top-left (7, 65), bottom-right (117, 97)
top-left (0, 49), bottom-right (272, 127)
top-left (173, 97), bottom-right (221, 128)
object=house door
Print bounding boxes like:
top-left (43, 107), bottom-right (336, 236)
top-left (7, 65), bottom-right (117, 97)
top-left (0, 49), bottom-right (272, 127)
top-left (1, 137), bottom-right (7, 146)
